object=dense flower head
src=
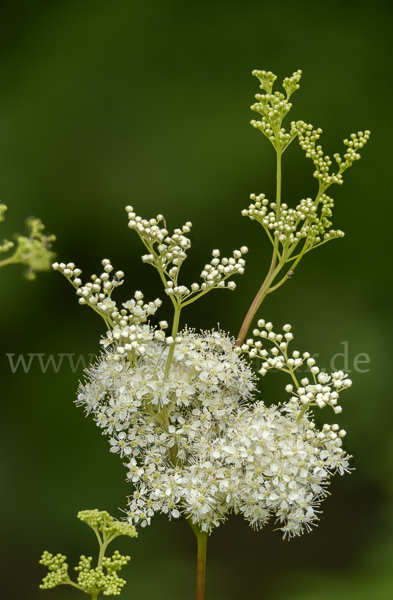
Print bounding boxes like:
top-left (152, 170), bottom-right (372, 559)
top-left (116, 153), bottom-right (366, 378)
top-left (77, 328), bottom-right (350, 537)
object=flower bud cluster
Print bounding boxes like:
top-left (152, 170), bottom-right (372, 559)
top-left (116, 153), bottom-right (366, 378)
top-left (194, 247), bottom-right (248, 295)
top-left (242, 192), bottom-right (344, 251)
top-left (296, 121), bottom-right (370, 188)
top-left (286, 370), bottom-right (351, 416)
top-left (250, 70), bottom-right (302, 151)
top-left (39, 552), bottom-right (70, 589)
top-left (127, 205), bottom-right (191, 268)
top-left (241, 320), bottom-right (352, 415)
top-left (0, 203), bottom-right (7, 222)
top-left (1, 211), bottom-right (56, 279)
top-left (0, 238), bottom-right (14, 255)
top-left (40, 510), bottom-right (136, 596)
top-left (53, 259), bottom-right (124, 310)
top-left (126, 206), bottom-right (247, 303)
top-left (53, 260), bottom-right (162, 345)
top-left (75, 553), bottom-right (129, 596)
top-left (77, 509), bottom-right (137, 540)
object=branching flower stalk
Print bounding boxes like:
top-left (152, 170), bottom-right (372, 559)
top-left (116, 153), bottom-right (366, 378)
top-left (237, 70), bottom-right (369, 346)
top-left (40, 510), bottom-right (137, 599)
top-left (50, 69), bottom-right (369, 600)
top-left (0, 203), bottom-right (55, 279)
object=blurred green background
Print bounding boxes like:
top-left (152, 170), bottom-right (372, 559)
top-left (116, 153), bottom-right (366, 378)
top-left (0, 1), bottom-right (392, 599)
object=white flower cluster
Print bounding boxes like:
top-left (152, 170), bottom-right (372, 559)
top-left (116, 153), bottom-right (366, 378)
top-left (241, 320), bottom-right (352, 416)
top-left (77, 328), bottom-right (350, 538)
top-left (296, 122), bottom-right (370, 188)
top-left (250, 69), bottom-right (302, 151)
top-left (242, 192), bottom-right (344, 251)
top-left (126, 206), bottom-right (248, 302)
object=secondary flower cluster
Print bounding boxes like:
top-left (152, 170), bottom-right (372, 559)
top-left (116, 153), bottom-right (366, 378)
top-left (77, 327), bottom-right (350, 537)
top-left (0, 204), bottom-right (55, 279)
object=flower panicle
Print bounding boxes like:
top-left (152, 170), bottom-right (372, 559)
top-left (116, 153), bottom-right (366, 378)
top-left (245, 70), bottom-right (370, 312)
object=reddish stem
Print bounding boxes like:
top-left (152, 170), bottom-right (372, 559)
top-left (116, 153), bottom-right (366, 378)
top-left (188, 520), bottom-right (208, 600)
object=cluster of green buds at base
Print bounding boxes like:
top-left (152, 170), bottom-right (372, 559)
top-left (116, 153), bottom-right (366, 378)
top-left (39, 510), bottom-right (137, 598)
top-left (0, 204), bottom-right (55, 279)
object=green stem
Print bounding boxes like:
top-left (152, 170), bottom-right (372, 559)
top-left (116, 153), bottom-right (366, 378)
top-left (97, 539), bottom-right (108, 568)
top-left (164, 303), bottom-right (182, 377)
top-left (275, 150), bottom-right (282, 221)
top-left (0, 259), bottom-right (13, 268)
top-left (67, 580), bottom-right (84, 591)
top-left (188, 520), bottom-right (208, 600)
top-left (236, 147), bottom-right (283, 346)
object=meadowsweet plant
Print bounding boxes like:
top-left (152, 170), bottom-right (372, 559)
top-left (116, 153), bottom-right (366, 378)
top-left (39, 510), bottom-right (137, 599)
top-left (48, 69), bottom-right (369, 600)
top-left (0, 204), bottom-right (55, 279)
